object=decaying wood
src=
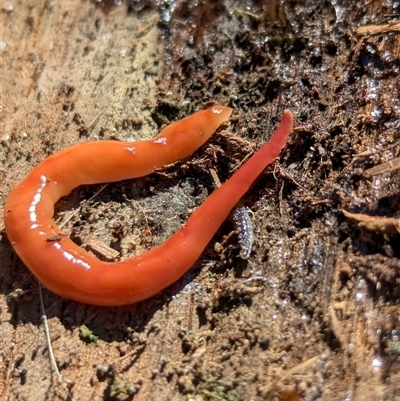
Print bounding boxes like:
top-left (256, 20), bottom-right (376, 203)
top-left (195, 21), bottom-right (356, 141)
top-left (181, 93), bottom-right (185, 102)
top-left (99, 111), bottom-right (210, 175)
top-left (1, 0), bottom-right (400, 400)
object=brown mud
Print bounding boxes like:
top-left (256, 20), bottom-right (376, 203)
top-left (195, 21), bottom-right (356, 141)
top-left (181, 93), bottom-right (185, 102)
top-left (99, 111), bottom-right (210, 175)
top-left (1, 1), bottom-right (400, 400)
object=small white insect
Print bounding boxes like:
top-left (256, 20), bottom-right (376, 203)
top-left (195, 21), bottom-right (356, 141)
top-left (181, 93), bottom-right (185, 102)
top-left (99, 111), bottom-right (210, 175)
top-left (232, 206), bottom-right (254, 260)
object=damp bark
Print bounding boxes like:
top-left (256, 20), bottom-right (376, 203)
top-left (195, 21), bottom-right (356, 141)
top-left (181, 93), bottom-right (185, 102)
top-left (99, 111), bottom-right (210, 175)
top-left (1, 1), bottom-right (400, 400)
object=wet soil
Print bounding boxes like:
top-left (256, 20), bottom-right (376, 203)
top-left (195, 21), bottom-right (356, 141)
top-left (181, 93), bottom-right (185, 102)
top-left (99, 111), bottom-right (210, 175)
top-left (1, 0), bottom-right (400, 400)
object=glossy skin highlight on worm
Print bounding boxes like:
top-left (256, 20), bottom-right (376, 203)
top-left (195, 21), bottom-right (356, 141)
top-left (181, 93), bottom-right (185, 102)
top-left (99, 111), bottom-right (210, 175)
top-left (4, 107), bottom-right (293, 306)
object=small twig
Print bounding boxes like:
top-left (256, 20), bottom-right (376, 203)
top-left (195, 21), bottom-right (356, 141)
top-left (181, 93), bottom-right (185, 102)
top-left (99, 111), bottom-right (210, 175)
top-left (87, 113), bottom-right (103, 132)
top-left (353, 138), bottom-right (400, 159)
top-left (232, 8), bottom-right (262, 21)
top-left (209, 168), bottom-right (222, 188)
top-left (279, 355), bottom-right (320, 383)
top-left (279, 181), bottom-right (284, 216)
top-left (274, 164), bottom-right (309, 193)
top-left (364, 156), bottom-right (400, 176)
top-left (128, 199), bottom-right (153, 242)
top-left (337, 138), bottom-right (400, 179)
top-left (39, 285), bottom-right (75, 399)
top-left (231, 152), bottom-right (253, 173)
top-left (341, 209), bottom-right (400, 236)
top-left (356, 21), bottom-right (400, 36)
top-left (58, 183), bottom-right (109, 230)
top-left (86, 240), bottom-right (120, 261)
top-left (264, 355), bottom-right (320, 400)
top-left (38, 285), bottom-right (62, 383)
